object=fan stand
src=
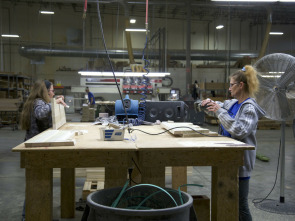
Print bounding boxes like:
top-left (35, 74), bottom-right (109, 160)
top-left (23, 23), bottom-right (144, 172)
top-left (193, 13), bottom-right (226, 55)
top-left (254, 122), bottom-right (295, 214)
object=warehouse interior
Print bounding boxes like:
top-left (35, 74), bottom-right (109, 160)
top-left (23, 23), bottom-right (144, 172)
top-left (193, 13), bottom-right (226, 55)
top-left (1, 0), bottom-right (295, 221)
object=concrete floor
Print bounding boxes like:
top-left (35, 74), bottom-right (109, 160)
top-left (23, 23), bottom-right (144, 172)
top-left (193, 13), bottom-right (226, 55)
top-left (0, 114), bottom-right (295, 221)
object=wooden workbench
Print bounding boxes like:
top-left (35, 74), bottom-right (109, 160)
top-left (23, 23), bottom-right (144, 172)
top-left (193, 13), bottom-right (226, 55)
top-left (12, 123), bottom-right (254, 221)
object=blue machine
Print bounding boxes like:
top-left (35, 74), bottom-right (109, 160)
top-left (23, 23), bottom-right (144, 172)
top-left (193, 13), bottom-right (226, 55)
top-left (115, 95), bottom-right (139, 123)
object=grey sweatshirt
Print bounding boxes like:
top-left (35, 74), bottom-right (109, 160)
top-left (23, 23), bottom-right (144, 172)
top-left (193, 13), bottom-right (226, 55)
top-left (214, 98), bottom-right (265, 177)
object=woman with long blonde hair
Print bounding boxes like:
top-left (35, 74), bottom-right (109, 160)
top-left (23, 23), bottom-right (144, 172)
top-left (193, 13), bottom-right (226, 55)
top-left (200, 65), bottom-right (265, 221)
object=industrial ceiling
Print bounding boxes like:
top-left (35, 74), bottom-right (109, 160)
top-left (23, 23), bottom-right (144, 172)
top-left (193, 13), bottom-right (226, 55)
top-left (2, 0), bottom-right (295, 25)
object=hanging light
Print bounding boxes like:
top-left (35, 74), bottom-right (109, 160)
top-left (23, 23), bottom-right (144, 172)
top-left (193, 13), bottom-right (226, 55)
top-left (269, 32), bottom-right (284, 35)
top-left (125, 29), bottom-right (147, 32)
top-left (78, 71), bottom-right (170, 77)
top-left (216, 25), bottom-right (224, 30)
top-left (130, 19), bottom-right (136, 24)
top-left (39, 10), bottom-right (55, 15)
top-left (1, 34), bottom-right (20, 38)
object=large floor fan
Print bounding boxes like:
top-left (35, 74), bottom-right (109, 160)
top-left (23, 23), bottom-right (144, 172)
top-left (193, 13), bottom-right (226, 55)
top-left (253, 53), bottom-right (295, 214)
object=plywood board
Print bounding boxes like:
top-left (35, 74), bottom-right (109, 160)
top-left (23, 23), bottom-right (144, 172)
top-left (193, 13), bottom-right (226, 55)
top-left (160, 122), bottom-right (217, 137)
top-left (51, 98), bottom-right (66, 130)
top-left (24, 130), bottom-right (75, 147)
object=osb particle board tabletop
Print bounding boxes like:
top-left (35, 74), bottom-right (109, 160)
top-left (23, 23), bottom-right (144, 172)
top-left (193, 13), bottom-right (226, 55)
top-left (12, 123), bottom-right (254, 152)
top-left (12, 122), bottom-right (137, 152)
top-left (131, 125), bottom-right (254, 150)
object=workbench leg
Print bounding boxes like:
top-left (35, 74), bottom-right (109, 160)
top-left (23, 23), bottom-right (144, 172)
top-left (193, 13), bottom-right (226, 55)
top-left (172, 166), bottom-right (187, 192)
top-left (141, 166), bottom-right (165, 187)
top-left (61, 168), bottom-right (75, 218)
top-left (211, 166), bottom-right (239, 221)
top-left (26, 168), bottom-right (53, 221)
top-left (105, 166), bottom-right (128, 188)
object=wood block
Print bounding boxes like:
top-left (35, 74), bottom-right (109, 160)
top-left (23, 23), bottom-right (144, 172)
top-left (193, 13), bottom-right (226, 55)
top-left (86, 168), bottom-right (105, 181)
top-left (24, 130), bottom-right (75, 147)
top-left (160, 122), bottom-right (214, 137)
top-left (51, 98), bottom-right (66, 129)
top-left (192, 195), bottom-right (210, 221)
top-left (82, 180), bottom-right (104, 200)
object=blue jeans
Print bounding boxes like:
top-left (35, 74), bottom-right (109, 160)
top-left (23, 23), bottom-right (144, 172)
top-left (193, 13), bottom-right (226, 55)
top-left (239, 179), bottom-right (252, 221)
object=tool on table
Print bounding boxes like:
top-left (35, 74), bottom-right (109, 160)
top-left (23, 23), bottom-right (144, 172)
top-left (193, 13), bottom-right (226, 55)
top-left (100, 123), bottom-right (127, 141)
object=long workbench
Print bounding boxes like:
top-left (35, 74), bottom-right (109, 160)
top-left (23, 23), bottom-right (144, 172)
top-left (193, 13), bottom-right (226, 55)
top-left (12, 122), bottom-right (254, 221)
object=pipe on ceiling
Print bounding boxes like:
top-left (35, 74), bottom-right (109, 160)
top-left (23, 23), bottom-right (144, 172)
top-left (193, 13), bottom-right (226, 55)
top-left (18, 45), bottom-right (258, 61)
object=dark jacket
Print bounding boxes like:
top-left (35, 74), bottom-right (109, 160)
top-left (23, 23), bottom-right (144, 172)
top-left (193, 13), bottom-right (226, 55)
top-left (25, 99), bottom-right (52, 141)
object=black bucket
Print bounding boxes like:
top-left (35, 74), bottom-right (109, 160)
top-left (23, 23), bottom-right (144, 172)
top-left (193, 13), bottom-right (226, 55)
top-left (86, 186), bottom-right (194, 221)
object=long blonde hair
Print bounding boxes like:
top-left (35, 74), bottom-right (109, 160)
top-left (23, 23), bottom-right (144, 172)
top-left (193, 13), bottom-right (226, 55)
top-left (20, 80), bottom-right (51, 130)
top-left (230, 65), bottom-right (259, 98)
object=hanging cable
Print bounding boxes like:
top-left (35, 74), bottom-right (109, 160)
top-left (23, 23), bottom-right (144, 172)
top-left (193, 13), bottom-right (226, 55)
top-left (129, 126), bottom-right (225, 137)
top-left (95, 0), bottom-right (130, 125)
top-left (126, 0), bottom-right (150, 127)
top-left (252, 139), bottom-right (281, 204)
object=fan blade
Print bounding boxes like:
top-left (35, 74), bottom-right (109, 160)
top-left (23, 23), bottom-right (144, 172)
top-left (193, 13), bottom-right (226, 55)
top-left (254, 53), bottom-right (295, 121)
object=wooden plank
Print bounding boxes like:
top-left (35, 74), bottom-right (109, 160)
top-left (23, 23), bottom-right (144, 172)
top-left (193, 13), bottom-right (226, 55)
top-left (82, 180), bottom-right (104, 200)
top-left (51, 98), bottom-right (66, 129)
top-left (24, 130), bottom-right (75, 147)
top-left (160, 122), bottom-right (214, 137)
top-left (61, 168), bottom-right (75, 218)
top-left (172, 167), bottom-right (187, 192)
top-left (26, 168), bottom-right (53, 221)
top-left (211, 165), bottom-right (239, 221)
top-left (86, 167), bottom-right (105, 181)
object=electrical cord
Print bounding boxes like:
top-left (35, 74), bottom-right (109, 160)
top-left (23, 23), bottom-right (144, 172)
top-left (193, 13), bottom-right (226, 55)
top-left (252, 138), bottom-right (281, 204)
top-left (129, 126), bottom-right (223, 137)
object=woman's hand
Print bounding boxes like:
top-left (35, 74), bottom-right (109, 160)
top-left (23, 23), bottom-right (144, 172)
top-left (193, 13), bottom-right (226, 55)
top-left (55, 95), bottom-right (64, 100)
top-left (55, 97), bottom-right (68, 107)
top-left (201, 98), bottom-right (212, 107)
top-left (201, 99), bottom-right (220, 113)
top-left (206, 101), bottom-right (221, 113)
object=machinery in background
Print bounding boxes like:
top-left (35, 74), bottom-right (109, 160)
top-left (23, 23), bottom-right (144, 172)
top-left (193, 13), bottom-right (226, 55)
top-left (144, 101), bottom-right (188, 123)
top-left (115, 96), bottom-right (188, 124)
top-left (115, 95), bottom-right (139, 123)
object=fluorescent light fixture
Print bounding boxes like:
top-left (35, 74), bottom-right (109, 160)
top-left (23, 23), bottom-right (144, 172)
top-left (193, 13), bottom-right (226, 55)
top-left (269, 32), bottom-right (284, 35)
top-left (260, 71), bottom-right (284, 78)
top-left (125, 29), bottom-right (147, 32)
top-left (39, 10), bottom-right (55, 14)
top-left (212, 0), bottom-right (295, 1)
top-left (78, 71), bottom-right (170, 77)
top-left (130, 19), bottom-right (136, 24)
top-left (1, 34), bottom-right (20, 38)
top-left (261, 75), bottom-right (281, 78)
top-left (216, 25), bottom-right (224, 29)
top-left (212, 0), bottom-right (277, 2)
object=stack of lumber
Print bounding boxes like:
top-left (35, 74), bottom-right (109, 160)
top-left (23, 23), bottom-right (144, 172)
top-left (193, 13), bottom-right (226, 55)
top-left (0, 98), bottom-right (21, 111)
top-left (199, 82), bottom-right (229, 90)
top-left (257, 118), bottom-right (280, 130)
top-left (88, 108), bottom-right (96, 121)
top-left (0, 99), bottom-right (21, 126)
top-left (81, 105), bottom-right (95, 122)
top-left (82, 168), bottom-right (105, 200)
